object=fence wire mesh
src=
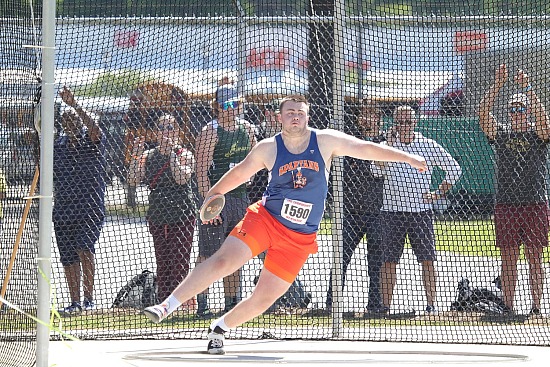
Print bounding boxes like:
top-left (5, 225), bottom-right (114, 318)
top-left (2, 1), bottom-right (550, 365)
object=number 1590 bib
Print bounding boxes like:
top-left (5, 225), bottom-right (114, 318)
top-left (281, 198), bottom-right (313, 225)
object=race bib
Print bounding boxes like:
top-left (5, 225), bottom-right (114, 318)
top-left (281, 198), bottom-right (313, 225)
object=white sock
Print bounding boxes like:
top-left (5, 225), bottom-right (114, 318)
top-left (209, 316), bottom-right (230, 333)
top-left (161, 295), bottom-right (181, 315)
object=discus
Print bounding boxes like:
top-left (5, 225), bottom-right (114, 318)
top-left (199, 194), bottom-right (225, 222)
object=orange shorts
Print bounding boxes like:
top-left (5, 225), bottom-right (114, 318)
top-left (229, 202), bottom-right (318, 283)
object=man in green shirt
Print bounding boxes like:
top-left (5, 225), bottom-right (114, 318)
top-left (195, 84), bottom-right (257, 317)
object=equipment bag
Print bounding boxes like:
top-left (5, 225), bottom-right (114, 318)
top-left (112, 270), bottom-right (159, 310)
top-left (450, 277), bottom-right (507, 314)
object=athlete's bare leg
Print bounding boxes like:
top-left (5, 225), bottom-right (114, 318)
top-left (171, 236), bottom-right (252, 304)
top-left (223, 268), bottom-right (292, 328)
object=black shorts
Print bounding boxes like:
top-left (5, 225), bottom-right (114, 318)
top-left (379, 211), bottom-right (436, 263)
top-left (54, 219), bottom-right (103, 266)
top-left (197, 194), bottom-right (249, 258)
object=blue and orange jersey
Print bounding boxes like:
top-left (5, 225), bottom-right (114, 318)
top-left (261, 130), bottom-right (329, 234)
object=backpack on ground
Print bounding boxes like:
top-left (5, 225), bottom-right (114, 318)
top-left (450, 276), bottom-right (507, 314)
top-left (112, 270), bottom-right (159, 310)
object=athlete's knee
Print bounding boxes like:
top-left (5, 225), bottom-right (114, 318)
top-left (207, 246), bottom-right (249, 274)
top-left (206, 253), bottom-right (235, 274)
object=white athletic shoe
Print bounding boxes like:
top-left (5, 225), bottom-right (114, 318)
top-left (207, 330), bottom-right (225, 355)
top-left (143, 303), bottom-right (168, 323)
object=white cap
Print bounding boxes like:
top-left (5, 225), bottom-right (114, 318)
top-left (508, 93), bottom-right (528, 107)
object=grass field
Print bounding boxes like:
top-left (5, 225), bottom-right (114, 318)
top-left (319, 217), bottom-right (550, 261)
top-left (2, 215), bottom-right (549, 336)
top-left (4, 307), bottom-right (546, 335)
top-left (104, 209), bottom-right (550, 261)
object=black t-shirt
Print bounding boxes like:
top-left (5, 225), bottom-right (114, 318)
top-left (490, 129), bottom-right (549, 205)
top-left (343, 134), bottom-right (385, 215)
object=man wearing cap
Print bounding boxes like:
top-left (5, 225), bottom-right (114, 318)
top-left (195, 83), bottom-right (257, 317)
top-left (479, 64), bottom-right (550, 316)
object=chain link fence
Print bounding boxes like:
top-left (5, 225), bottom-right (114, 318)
top-left (2, 1), bottom-right (550, 366)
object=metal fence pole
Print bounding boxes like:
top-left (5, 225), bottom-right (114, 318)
top-left (330, 0), bottom-right (346, 338)
top-left (36, 0), bottom-right (56, 365)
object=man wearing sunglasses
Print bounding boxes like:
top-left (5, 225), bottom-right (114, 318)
top-left (373, 105), bottom-right (462, 315)
top-left (478, 64), bottom-right (550, 316)
top-left (195, 83), bottom-right (257, 317)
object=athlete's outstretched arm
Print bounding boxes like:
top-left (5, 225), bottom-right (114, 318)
top-left (320, 129), bottom-right (427, 172)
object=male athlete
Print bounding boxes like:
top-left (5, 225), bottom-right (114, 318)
top-left (144, 95), bottom-right (427, 354)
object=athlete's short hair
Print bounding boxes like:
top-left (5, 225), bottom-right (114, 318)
top-left (279, 95), bottom-right (309, 112)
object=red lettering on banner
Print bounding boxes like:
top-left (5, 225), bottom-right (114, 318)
top-left (246, 47), bottom-right (289, 69)
top-left (453, 31), bottom-right (487, 53)
top-left (346, 60), bottom-right (358, 69)
top-left (114, 30), bottom-right (140, 48)
top-left (345, 60), bottom-right (371, 71)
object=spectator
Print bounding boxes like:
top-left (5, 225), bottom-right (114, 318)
top-left (247, 99), bottom-right (281, 204)
top-left (54, 87), bottom-right (107, 315)
top-left (123, 85), bottom-right (194, 207)
top-left (194, 83), bottom-right (257, 317)
top-left (218, 74), bottom-right (236, 87)
top-left (122, 89), bottom-right (157, 208)
top-left (478, 64), bottom-right (549, 315)
top-left (127, 114), bottom-right (197, 307)
top-left (373, 105), bottom-right (462, 314)
top-left (143, 95), bottom-right (427, 355)
top-left (325, 100), bottom-right (385, 315)
top-left (0, 169), bottom-right (6, 234)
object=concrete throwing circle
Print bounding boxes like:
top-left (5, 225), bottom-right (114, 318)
top-left (124, 350), bottom-right (528, 364)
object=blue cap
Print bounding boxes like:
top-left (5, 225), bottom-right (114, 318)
top-left (215, 85), bottom-right (240, 105)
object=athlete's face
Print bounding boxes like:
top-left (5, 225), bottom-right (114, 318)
top-left (279, 101), bottom-right (309, 134)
